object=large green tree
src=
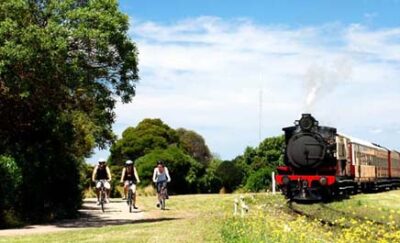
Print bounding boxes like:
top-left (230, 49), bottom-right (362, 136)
top-left (135, 146), bottom-right (201, 194)
top-left (176, 128), bottom-right (211, 165)
top-left (109, 119), bottom-right (179, 165)
top-left (0, 0), bottom-right (138, 223)
top-left (228, 135), bottom-right (284, 191)
top-left (241, 135), bottom-right (284, 170)
top-left (108, 118), bottom-right (221, 194)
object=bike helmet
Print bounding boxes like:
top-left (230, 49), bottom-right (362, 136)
top-left (125, 160), bottom-right (133, 165)
top-left (98, 158), bottom-right (106, 164)
top-left (157, 160), bottom-right (164, 166)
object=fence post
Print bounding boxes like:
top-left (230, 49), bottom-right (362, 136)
top-left (272, 171), bottom-right (276, 195)
top-left (233, 197), bottom-right (238, 216)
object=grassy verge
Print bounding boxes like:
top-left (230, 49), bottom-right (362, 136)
top-left (222, 191), bottom-right (400, 242)
top-left (2, 191), bottom-right (400, 242)
top-left (0, 194), bottom-right (236, 243)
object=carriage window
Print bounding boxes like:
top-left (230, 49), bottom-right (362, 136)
top-left (339, 143), bottom-right (345, 157)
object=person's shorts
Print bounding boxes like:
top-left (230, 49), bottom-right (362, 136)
top-left (156, 181), bottom-right (167, 193)
top-left (96, 180), bottom-right (111, 190)
top-left (124, 180), bottom-right (137, 193)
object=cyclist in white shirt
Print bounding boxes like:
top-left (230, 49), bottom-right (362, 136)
top-left (152, 160), bottom-right (171, 207)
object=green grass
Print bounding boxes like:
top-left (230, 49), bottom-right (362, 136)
top-left (292, 190), bottom-right (400, 226)
top-left (222, 190), bottom-right (400, 242)
top-left (0, 194), bottom-right (236, 243)
top-left (2, 191), bottom-right (400, 243)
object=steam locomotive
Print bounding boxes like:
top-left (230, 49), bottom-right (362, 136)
top-left (276, 114), bottom-right (400, 201)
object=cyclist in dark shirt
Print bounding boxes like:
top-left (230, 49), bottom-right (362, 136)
top-left (120, 160), bottom-right (140, 208)
top-left (92, 158), bottom-right (112, 205)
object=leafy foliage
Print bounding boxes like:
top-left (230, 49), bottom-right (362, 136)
top-left (0, 156), bottom-right (22, 228)
top-left (197, 158), bottom-right (222, 193)
top-left (110, 119), bottom-right (179, 165)
top-left (245, 166), bottom-right (274, 192)
top-left (107, 118), bottom-right (226, 194)
top-left (223, 135), bottom-right (285, 191)
top-left (135, 146), bottom-right (201, 194)
top-left (216, 161), bottom-right (244, 192)
top-left (107, 119), bottom-right (284, 195)
top-left (176, 128), bottom-right (211, 165)
top-left (0, 0), bottom-right (138, 223)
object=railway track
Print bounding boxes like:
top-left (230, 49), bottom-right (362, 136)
top-left (285, 201), bottom-right (394, 228)
top-left (286, 202), bottom-right (337, 227)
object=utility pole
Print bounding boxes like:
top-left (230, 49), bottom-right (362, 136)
top-left (259, 87), bottom-right (263, 143)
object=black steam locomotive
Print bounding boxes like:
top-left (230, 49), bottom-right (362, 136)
top-left (276, 114), bottom-right (400, 201)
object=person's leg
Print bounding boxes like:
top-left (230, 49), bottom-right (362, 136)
top-left (156, 182), bottom-right (161, 207)
top-left (105, 181), bottom-right (111, 203)
top-left (163, 182), bottom-right (169, 199)
top-left (123, 181), bottom-right (128, 199)
top-left (131, 184), bottom-right (137, 208)
top-left (95, 181), bottom-right (101, 205)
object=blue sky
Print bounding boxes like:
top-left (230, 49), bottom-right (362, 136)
top-left (120, 0), bottom-right (400, 27)
top-left (88, 0), bottom-right (400, 163)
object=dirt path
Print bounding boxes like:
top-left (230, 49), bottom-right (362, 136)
top-left (0, 198), bottom-right (150, 237)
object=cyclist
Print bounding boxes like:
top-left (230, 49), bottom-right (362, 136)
top-left (92, 158), bottom-right (112, 205)
top-left (120, 160), bottom-right (140, 209)
top-left (152, 160), bottom-right (171, 207)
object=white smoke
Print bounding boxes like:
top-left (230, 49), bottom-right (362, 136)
top-left (304, 58), bottom-right (352, 112)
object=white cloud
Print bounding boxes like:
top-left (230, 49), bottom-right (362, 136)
top-left (370, 128), bottom-right (384, 134)
top-left (88, 17), bottom-right (400, 163)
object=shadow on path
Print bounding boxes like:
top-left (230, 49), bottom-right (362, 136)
top-left (53, 216), bottom-right (180, 229)
top-left (0, 199), bottom-right (181, 236)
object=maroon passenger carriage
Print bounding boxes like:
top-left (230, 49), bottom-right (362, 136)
top-left (276, 114), bottom-right (400, 202)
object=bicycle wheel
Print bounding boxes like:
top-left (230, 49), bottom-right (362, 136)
top-left (160, 188), bottom-right (166, 210)
top-left (128, 190), bottom-right (133, 212)
top-left (100, 189), bottom-right (105, 212)
top-left (160, 197), bottom-right (165, 210)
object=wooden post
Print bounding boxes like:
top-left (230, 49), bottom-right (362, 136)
top-left (233, 198), bottom-right (238, 216)
top-left (272, 172), bottom-right (276, 195)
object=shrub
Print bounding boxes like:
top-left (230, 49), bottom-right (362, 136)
top-left (245, 166), bottom-right (275, 192)
top-left (0, 155), bottom-right (22, 228)
top-left (216, 161), bottom-right (244, 192)
top-left (135, 146), bottom-right (200, 194)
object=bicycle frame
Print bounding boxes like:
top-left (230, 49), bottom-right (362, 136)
top-left (159, 184), bottom-right (167, 210)
top-left (127, 181), bottom-right (135, 212)
top-left (98, 180), bottom-right (107, 212)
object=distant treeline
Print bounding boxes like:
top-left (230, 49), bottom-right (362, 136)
top-left (82, 118), bottom-right (284, 196)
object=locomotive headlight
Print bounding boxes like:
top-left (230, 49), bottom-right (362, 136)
top-left (299, 114), bottom-right (317, 131)
top-left (282, 176), bottom-right (290, 185)
top-left (319, 177), bottom-right (327, 186)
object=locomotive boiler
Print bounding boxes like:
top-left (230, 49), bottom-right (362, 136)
top-left (276, 114), bottom-right (400, 201)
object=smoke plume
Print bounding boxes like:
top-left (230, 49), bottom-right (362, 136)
top-left (304, 58), bottom-right (352, 112)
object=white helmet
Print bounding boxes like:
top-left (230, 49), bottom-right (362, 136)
top-left (98, 158), bottom-right (106, 164)
top-left (125, 160), bottom-right (133, 165)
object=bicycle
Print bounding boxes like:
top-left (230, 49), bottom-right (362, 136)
top-left (97, 180), bottom-right (107, 212)
top-left (126, 180), bottom-right (137, 212)
top-left (158, 182), bottom-right (168, 210)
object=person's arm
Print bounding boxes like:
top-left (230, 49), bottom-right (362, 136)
top-left (134, 166), bottom-right (140, 183)
top-left (92, 166), bottom-right (98, 182)
top-left (152, 168), bottom-right (157, 183)
top-left (120, 168), bottom-right (126, 183)
top-left (165, 167), bottom-right (171, 182)
top-left (106, 167), bottom-right (112, 181)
